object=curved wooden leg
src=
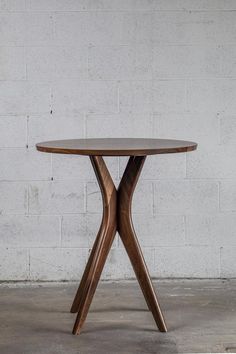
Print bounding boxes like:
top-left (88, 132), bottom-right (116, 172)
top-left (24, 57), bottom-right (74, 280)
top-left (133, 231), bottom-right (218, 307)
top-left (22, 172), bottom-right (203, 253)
top-left (72, 156), bottom-right (117, 335)
top-left (118, 156), bottom-right (167, 332)
top-left (71, 155), bottom-right (167, 335)
top-left (70, 228), bottom-right (100, 313)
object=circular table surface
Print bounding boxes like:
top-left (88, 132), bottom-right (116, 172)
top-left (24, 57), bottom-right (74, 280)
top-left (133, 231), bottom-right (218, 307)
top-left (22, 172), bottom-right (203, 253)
top-left (36, 138), bottom-right (197, 156)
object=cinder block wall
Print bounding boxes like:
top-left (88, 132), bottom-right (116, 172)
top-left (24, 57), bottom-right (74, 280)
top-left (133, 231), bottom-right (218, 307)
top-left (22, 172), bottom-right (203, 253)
top-left (1, 0), bottom-right (236, 281)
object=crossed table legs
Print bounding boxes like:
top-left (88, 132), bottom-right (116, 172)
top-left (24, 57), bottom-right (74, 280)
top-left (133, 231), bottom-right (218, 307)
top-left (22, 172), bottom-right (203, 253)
top-left (70, 155), bottom-right (167, 335)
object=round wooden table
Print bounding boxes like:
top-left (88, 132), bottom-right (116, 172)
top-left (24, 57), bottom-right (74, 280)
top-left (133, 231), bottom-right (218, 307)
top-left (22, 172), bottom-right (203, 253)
top-left (36, 138), bottom-right (197, 335)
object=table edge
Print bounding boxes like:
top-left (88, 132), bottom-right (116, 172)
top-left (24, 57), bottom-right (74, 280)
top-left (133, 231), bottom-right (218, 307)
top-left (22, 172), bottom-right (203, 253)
top-left (36, 143), bottom-right (197, 156)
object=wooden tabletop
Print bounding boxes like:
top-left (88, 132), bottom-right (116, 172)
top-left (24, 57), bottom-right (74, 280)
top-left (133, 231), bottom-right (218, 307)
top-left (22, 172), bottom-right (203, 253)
top-left (36, 138), bottom-right (197, 156)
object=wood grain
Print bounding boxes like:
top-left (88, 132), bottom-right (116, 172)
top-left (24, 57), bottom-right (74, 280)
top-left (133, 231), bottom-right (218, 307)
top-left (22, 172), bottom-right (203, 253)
top-left (118, 156), bottom-right (167, 332)
top-left (36, 138), bottom-right (197, 335)
top-left (72, 156), bottom-right (117, 334)
top-left (71, 155), bottom-right (167, 335)
top-left (36, 138), bottom-right (197, 156)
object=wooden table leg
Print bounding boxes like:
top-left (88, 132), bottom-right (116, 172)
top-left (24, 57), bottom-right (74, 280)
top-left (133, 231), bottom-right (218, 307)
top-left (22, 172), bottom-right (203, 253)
top-left (71, 155), bottom-right (167, 335)
top-left (118, 156), bottom-right (167, 332)
top-left (70, 226), bottom-right (101, 314)
top-left (72, 156), bottom-right (117, 334)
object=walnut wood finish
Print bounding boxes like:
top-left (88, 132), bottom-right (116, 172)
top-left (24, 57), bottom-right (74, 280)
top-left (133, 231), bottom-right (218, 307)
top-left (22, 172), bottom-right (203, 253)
top-left (36, 138), bottom-right (197, 335)
top-left (118, 156), bottom-right (167, 332)
top-left (36, 138), bottom-right (197, 156)
top-left (71, 156), bottom-right (117, 334)
top-left (71, 156), bottom-right (167, 335)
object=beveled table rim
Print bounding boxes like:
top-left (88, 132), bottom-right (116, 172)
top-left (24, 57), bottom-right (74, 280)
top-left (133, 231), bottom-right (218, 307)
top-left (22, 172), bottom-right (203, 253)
top-left (36, 138), bottom-right (197, 156)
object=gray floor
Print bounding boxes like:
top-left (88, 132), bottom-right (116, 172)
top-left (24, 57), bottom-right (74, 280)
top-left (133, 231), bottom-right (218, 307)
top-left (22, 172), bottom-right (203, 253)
top-left (0, 280), bottom-right (236, 353)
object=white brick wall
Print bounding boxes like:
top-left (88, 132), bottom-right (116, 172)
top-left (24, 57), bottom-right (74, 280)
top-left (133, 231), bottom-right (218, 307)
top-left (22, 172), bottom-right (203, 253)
top-left (0, 0), bottom-right (236, 281)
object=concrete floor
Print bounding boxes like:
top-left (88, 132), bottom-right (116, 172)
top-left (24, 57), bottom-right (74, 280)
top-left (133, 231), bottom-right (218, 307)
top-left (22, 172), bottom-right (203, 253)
top-left (0, 280), bottom-right (236, 353)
